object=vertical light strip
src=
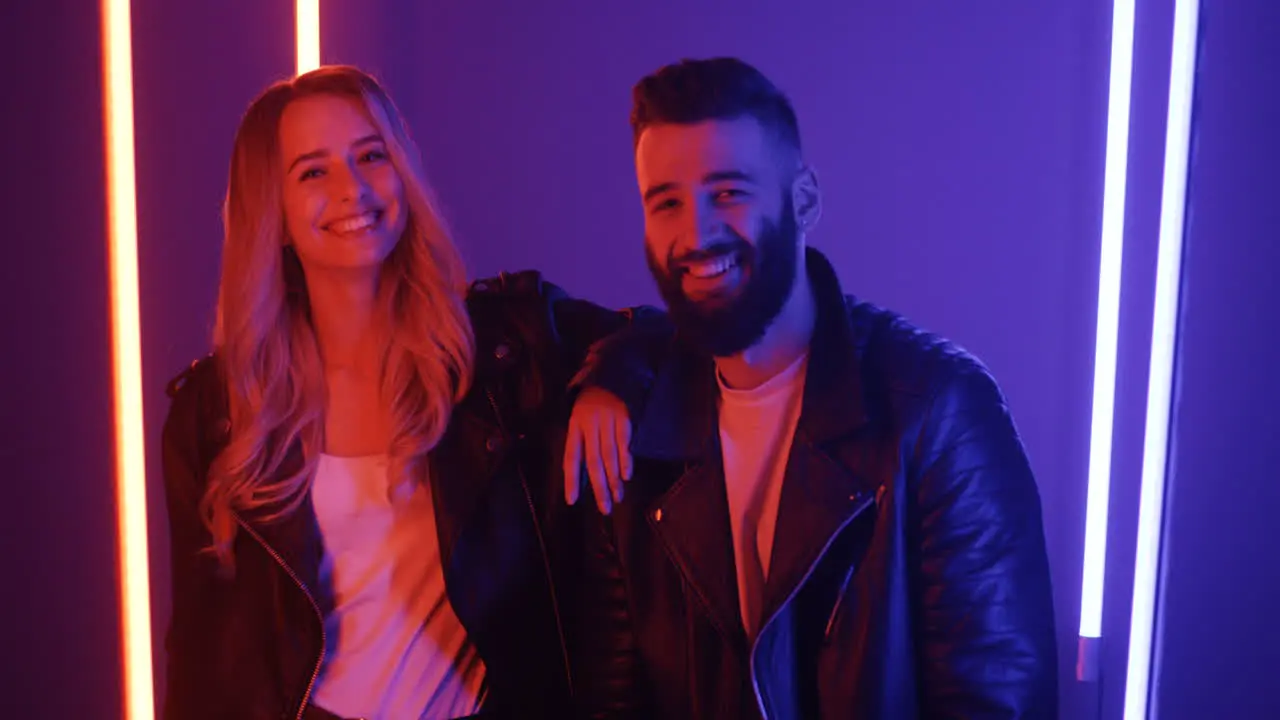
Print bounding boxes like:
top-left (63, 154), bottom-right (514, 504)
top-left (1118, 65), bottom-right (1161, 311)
top-left (1123, 0), bottom-right (1201, 716)
top-left (102, 0), bottom-right (154, 717)
top-left (296, 0), bottom-right (320, 74)
top-left (1077, 0), bottom-right (1137, 681)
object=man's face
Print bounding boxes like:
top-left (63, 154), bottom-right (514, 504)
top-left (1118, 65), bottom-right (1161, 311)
top-left (636, 117), bottom-right (800, 357)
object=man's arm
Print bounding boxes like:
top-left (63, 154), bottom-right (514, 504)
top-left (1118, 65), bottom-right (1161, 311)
top-left (469, 271), bottom-right (671, 510)
top-left (561, 316), bottom-right (675, 512)
top-left (531, 277), bottom-right (664, 713)
top-left (912, 362), bottom-right (1059, 718)
top-left (468, 270), bottom-right (668, 416)
top-left (537, 277), bottom-right (669, 414)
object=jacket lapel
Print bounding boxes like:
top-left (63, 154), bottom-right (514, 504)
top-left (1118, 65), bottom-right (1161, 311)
top-left (759, 438), bottom-right (878, 625)
top-left (239, 444), bottom-right (333, 617)
top-left (431, 286), bottom-right (533, 567)
top-left (648, 454), bottom-right (749, 649)
top-left (632, 341), bottom-right (749, 647)
top-left (194, 361), bottom-right (332, 615)
top-left (247, 493), bottom-right (331, 616)
top-left (631, 248), bottom-right (886, 641)
top-left (429, 387), bottom-right (507, 567)
top-left (760, 249), bottom-right (882, 627)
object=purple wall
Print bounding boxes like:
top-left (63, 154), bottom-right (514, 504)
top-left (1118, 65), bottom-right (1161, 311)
top-left (2, 0), bottom-right (121, 715)
top-left (1152, 3), bottom-right (1280, 717)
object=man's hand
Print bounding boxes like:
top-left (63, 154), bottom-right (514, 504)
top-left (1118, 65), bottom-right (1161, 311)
top-left (563, 387), bottom-right (633, 514)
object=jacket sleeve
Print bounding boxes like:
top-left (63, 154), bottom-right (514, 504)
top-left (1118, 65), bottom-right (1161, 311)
top-left (540, 280), bottom-right (670, 419)
top-left (540, 281), bottom-right (667, 371)
top-left (533, 278), bottom-right (670, 715)
top-left (571, 509), bottom-right (649, 718)
top-left (565, 314), bottom-right (674, 424)
top-left (470, 271), bottom-right (670, 419)
top-left (912, 363), bottom-right (1059, 719)
top-left (530, 277), bottom-right (662, 715)
top-left (159, 368), bottom-right (220, 720)
top-left (468, 272), bottom-right (661, 713)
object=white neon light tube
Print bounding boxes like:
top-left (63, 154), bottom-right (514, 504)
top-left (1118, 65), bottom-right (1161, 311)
top-left (1077, 0), bottom-right (1136, 681)
top-left (1123, 0), bottom-right (1201, 716)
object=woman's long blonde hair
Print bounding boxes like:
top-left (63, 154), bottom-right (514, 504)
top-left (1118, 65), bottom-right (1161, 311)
top-left (204, 65), bottom-right (475, 565)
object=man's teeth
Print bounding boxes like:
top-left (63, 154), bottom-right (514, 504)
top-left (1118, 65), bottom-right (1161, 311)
top-left (329, 212), bottom-right (379, 234)
top-left (686, 256), bottom-right (737, 279)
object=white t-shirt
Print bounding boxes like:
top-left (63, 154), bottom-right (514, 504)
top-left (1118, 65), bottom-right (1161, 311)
top-left (309, 453), bottom-right (486, 720)
top-left (717, 352), bottom-right (809, 638)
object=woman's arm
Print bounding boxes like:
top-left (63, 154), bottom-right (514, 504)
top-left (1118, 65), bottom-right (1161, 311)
top-left (158, 360), bottom-right (221, 720)
top-left (569, 509), bottom-right (650, 718)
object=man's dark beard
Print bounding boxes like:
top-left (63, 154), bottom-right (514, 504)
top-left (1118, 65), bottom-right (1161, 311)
top-left (646, 195), bottom-right (798, 357)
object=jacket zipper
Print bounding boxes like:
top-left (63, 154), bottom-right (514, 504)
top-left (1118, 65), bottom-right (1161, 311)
top-left (483, 389), bottom-right (575, 698)
top-left (824, 563), bottom-right (858, 641)
top-left (748, 492), bottom-right (876, 719)
top-left (234, 515), bottom-right (325, 720)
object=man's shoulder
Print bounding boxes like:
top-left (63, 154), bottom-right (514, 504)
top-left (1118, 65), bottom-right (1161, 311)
top-left (846, 298), bottom-right (996, 398)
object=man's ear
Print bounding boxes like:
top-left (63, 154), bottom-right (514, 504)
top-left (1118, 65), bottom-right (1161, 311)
top-left (791, 164), bottom-right (821, 231)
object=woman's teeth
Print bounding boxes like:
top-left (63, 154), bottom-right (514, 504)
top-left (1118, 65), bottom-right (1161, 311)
top-left (328, 211), bottom-right (379, 235)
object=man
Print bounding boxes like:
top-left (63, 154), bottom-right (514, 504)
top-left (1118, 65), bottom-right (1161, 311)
top-left (567, 57), bottom-right (1058, 718)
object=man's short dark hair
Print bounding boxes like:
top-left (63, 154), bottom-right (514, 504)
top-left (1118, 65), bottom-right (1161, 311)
top-left (630, 57), bottom-right (802, 159)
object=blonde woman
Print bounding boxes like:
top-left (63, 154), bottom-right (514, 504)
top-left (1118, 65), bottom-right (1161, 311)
top-left (160, 65), bottom-right (653, 720)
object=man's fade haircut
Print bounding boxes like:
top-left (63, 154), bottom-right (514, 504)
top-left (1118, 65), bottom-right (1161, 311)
top-left (629, 57), bottom-right (802, 162)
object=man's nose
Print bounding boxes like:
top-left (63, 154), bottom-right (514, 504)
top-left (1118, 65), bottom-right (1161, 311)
top-left (683, 203), bottom-right (723, 251)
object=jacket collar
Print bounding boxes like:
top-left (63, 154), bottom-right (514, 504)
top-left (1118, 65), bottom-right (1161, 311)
top-left (630, 247), bottom-right (884, 641)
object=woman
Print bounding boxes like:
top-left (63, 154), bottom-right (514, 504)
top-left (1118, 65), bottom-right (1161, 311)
top-left (160, 65), bottom-right (649, 720)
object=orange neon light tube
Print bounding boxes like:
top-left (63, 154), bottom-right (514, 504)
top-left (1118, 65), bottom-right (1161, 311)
top-left (102, 0), bottom-right (154, 716)
top-left (296, 0), bottom-right (320, 74)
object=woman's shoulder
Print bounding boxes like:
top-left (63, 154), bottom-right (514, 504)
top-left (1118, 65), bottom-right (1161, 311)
top-left (161, 353), bottom-right (228, 462)
top-left (464, 269), bottom-right (563, 350)
top-left (466, 269), bottom-right (553, 301)
top-left (166, 352), bottom-right (220, 401)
